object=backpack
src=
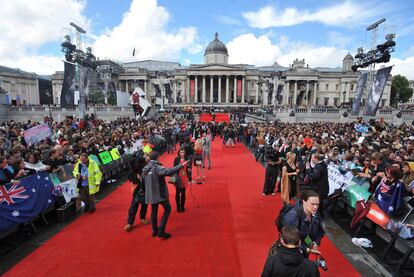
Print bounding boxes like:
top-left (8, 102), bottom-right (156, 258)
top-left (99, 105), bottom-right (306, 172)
top-left (275, 204), bottom-right (303, 232)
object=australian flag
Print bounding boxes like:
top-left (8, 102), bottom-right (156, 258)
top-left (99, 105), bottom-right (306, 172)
top-left (374, 179), bottom-right (404, 216)
top-left (0, 172), bottom-right (57, 232)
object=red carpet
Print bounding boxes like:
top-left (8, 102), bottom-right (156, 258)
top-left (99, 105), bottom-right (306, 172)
top-left (199, 113), bottom-right (230, 123)
top-left (4, 140), bottom-right (360, 277)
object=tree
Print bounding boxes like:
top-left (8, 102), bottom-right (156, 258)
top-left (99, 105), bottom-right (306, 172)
top-left (390, 74), bottom-right (413, 106)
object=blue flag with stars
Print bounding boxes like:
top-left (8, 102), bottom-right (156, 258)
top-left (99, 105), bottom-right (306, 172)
top-left (0, 172), bottom-right (57, 232)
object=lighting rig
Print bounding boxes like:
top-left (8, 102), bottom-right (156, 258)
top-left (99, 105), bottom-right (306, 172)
top-left (351, 18), bottom-right (396, 72)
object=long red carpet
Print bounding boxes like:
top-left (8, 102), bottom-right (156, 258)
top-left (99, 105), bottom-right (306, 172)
top-left (4, 140), bottom-right (360, 277)
top-left (199, 113), bottom-right (230, 123)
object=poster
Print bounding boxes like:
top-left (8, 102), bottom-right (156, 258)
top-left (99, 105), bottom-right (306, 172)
top-left (110, 148), bottom-right (121, 160)
top-left (327, 164), bottom-right (353, 195)
top-left (237, 79), bottom-right (242, 97)
top-left (364, 66), bottom-right (392, 116)
top-left (351, 73), bottom-right (368, 116)
top-left (99, 151), bottom-right (113, 165)
top-left (24, 124), bottom-right (52, 145)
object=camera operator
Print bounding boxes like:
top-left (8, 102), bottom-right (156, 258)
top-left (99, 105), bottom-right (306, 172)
top-left (262, 144), bottom-right (281, 195)
top-left (281, 190), bottom-right (325, 257)
top-left (262, 226), bottom-right (320, 277)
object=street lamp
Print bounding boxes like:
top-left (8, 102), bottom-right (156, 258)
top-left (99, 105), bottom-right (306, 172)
top-left (45, 90), bottom-right (53, 124)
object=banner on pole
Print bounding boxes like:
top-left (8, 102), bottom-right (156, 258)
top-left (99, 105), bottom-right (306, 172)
top-left (237, 79), bottom-right (242, 97)
top-left (190, 79), bottom-right (195, 97)
top-left (364, 66), bottom-right (392, 116)
top-left (351, 73), bottom-right (368, 116)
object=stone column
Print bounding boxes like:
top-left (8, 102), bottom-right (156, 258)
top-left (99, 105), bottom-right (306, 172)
top-left (346, 82), bottom-right (350, 103)
top-left (313, 82), bottom-right (317, 106)
top-left (210, 76), bottom-right (213, 103)
top-left (194, 76), bottom-right (198, 103)
top-left (285, 81), bottom-right (290, 106)
top-left (173, 81), bottom-right (177, 104)
top-left (218, 76), bottom-right (222, 103)
top-left (255, 81), bottom-right (259, 104)
top-left (306, 81), bottom-right (309, 106)
top-left (226, 76), bottom-right (229, 103)
top-left (241, 77), bottom-right (245, 103)
top-left (233, 76), bottom-right (237, 103)
top-left (202, 76), bottom-right (206, 103)
top-left (293, 81), bottom-right (297, 107)
top-left (186, 79), bottom-right (190, 103)
top-left (125, 80), bottom-right (129, 94)
top-left (144, 80), bottom-right (148, 100)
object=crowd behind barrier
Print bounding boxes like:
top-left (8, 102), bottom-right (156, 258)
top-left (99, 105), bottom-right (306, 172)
top-left (225, 113), bottom-right (414, 272)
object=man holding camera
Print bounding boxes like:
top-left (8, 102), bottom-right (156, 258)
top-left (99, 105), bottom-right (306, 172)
top-left (262, 226), bottom-right (320, 277)
top-left (262, 144), bottom-right (282, 195)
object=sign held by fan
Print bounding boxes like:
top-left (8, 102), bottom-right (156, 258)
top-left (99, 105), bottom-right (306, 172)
top-left (130, 87), bottom-right (151, 117)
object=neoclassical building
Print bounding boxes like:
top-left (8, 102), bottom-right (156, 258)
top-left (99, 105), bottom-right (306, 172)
top-left (51, 33), bottom-right (391, 108)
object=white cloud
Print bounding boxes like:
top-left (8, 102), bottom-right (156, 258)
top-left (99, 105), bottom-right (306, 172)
top-left (327, 31), bottom-right (352, 48)
top-left (386, 56), bottom-right (414, 80)
top-left (0, 0), bottom-right (89, 74)
top-left (242, 1), bottom-right (385, 28)
top-left (226, 33), bottom-right (348, 68)
top-left (93, 0), bottom-right (198, 62)
top-left (227, 34), bottom-right (281, 66)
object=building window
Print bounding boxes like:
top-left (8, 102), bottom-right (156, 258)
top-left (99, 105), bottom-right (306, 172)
top-left (351, 84), bottom-right (355, 90)
top-left (316, 83), bottom-right (319, 90)
top-left (381, 99), bottom-right (386, 106)
top-left (324, 97), bottom-right (329, 106)
top-left (336, 84), bottom-right (339, 91)
top-left (334, 98), bottom-right (339, 107)
top-left (325, 84), bottom-right (329, 90)
top-left (315, 98), bottom-right (319, 106)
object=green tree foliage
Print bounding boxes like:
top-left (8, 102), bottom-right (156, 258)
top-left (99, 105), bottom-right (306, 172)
top-left (390, 75), bottom-right (413, 106)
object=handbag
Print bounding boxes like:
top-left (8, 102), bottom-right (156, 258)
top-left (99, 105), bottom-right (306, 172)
top-left (168, 174), bottom-right (177, 184)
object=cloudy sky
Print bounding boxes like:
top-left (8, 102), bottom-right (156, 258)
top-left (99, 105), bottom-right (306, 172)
top-left (1, 0), bottom-right (413, 79)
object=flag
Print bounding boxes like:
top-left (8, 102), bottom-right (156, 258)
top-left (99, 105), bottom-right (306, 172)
top-left (374, 179), bottom-right (404, 216)
top-left (0, 172), bottom-right (57, 232)
top-left (132, 47), bottom-right (135, 56)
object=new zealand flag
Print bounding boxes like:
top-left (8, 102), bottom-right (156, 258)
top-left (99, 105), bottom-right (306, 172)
top-left (0, 172), bottom-right (57, 232)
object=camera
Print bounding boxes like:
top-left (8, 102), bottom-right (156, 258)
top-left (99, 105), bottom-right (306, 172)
top-left (315, 255), bottom-right (328, 271)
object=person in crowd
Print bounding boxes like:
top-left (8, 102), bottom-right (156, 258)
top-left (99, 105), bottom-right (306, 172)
top-left (305, 153), bottom-right (329, 219)
top-left (402, 161), bottom-right (414, 196)
top-left (262, 144), bottom-right (282, 196)
top-left (124, 154), bottom-right (149, 232)
top-left (0, 156), bottom-right (19, 185)
top-left (73, 153), bottom-right (103, 214)
top-left (173, 148), bottom-right (191, 212)
top-left (193, 137), bottom-right (204, 184)
top-left (12, 159), bottom-right (30, 179)
top-left (281, 152), bottom-right (299, 203)
top-left (226, 125), bottom-right (236, 148)
top-left (281, 190), bottom-right (325, 257)
top-left (24, 153), bottom-right (51, 173)
top-left (262, 226), bottom-right (320, 277)
top-left (255, 134), bottom-right (266, 162)
top-left (143, 151), bottom-right (186, 240)
top-left (374, 165), bottom-right (404, 215)
top-left (202, 131), bottom-right (212, 170)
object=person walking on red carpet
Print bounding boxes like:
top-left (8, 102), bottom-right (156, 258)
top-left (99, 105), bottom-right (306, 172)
top-left (173, 148), bottom-right (191, 213)
top-left (143, 151), bottom-right (187, 240)
top-left (193, 138), bottom-right (204, 184)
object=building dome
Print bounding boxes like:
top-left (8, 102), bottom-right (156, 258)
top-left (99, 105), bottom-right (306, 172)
top-left (204, 33), bottom-right (228, 56)
top-left (343, 52), bottom-right (354, 62)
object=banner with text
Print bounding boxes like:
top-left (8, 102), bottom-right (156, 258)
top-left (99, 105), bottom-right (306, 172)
top-left (24, 124), bottom-right (52, 145)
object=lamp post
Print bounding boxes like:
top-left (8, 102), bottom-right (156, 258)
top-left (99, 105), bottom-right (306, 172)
top-left (45, 90), bottom-right (53, 124)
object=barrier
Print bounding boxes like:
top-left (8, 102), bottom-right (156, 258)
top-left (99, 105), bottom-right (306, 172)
top-left (0, 153), bottom-right (131, 236)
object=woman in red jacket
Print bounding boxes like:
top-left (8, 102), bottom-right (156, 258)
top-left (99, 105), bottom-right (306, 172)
top-left (173, 148), bottom-right (191, 212)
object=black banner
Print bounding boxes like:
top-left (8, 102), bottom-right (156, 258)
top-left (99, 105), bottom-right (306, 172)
top-left (60, 61), bottom-right (76, 108)
top-left (351, 73), bottom-right (368, 116)
top-left (276, 84), bottom-right (284, 105)
top-left (364, 66), bottom-right (392, 116)
top-left (154, 84), bottom-right (161, 98)
top-left (164, 83), bottom-right (173, 104)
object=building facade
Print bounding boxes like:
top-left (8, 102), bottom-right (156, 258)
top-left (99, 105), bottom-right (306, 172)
top-left (50, 33), bottom-right (392, 108)
top-left (116, 33), bottom-right (391, 108)
top-left (408, 80), bottom-right (414, 104)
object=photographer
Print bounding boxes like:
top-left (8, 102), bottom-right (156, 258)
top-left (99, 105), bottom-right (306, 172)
top-left (262, 226), bottom-right (320, 277)
top-left (281, 190), bottom-right (325, 257)
top-left (262, 144), bottom-right (281, 195)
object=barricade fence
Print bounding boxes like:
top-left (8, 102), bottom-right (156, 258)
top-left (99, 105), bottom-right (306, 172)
top-left (0, 152), bottom-right (131, 235)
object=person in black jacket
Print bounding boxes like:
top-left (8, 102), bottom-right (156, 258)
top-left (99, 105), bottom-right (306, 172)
top-left (305, 153), bottom-right (329, 219)
top-left (173, 148), bottom-right (191, 212)
top-left (262, 226), bottom-right (320, 277)
top-left (124, 154), bottom-right (150, 232)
